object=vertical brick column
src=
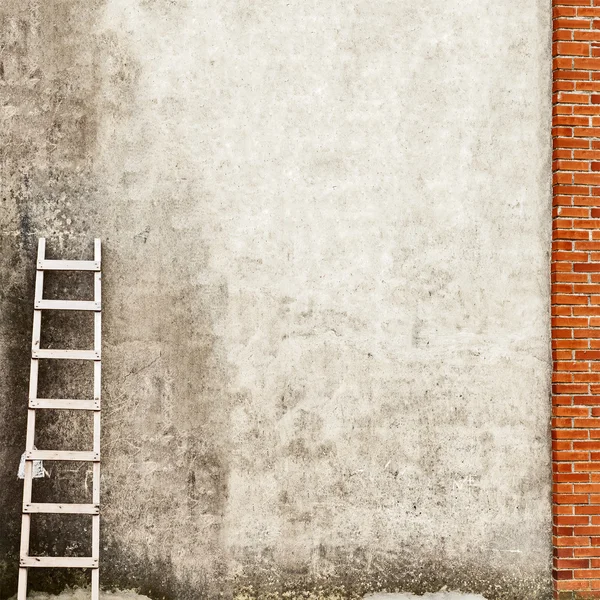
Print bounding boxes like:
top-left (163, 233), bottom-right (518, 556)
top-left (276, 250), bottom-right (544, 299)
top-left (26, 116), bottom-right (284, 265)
top-left (553, 1), bottom-right (600, 597)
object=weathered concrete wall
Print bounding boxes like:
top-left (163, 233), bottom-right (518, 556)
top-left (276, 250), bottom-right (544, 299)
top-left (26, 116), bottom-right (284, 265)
top-left (0, 0), bottom-right (552, 599)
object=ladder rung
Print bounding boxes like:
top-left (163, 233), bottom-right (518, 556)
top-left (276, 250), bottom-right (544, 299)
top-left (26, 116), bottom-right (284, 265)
top-left (35, 300), bottom-right (101, 311)
top-left (26, 450), bottom-right (99, 462)
top-left (20, 556), bottom-right (98, 568)
top-left (32, 349), bottom-right (100, 360)
top-left (29, 398), bottom-right (100, 410)
top-left (23, 503), bottom-right (99, 514)
top-left (37, 260), bottom-right (100, 272)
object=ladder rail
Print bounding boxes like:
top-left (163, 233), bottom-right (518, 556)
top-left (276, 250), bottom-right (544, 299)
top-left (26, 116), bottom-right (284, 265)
top-left (91, 239), bottom-right (101, 600)
top-left (18, 238), bottom-right (44, 600)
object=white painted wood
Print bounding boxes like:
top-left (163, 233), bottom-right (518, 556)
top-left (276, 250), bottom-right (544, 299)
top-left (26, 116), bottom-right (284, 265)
top-left (95, 272), bottom-right (101, 306)
top-left (28, 359), bottom-right (39, 406)
top-left (37, 259), bottom-right (100, 271)
top-left (20, 557), bottom-right (98, 568)
top-left (17, 515), bottom-right (31, 600)
top-left (94, 362), bottom-right (101, 401)
top-left (35, 300), bottom-right (101, 311)
top-left (33, 239), bottom-right (44, 309)
top-left (26, 450), bottom-right (99, 462)
top-left (23, 503), bottom-right (99, 514)
top-left (92, 240), bottom-right (102, 600)
top-left (24, 409), bottom-right (36, 454)
top-left (37, 238), bottom-right (46, 261)
top-left (30, 398), bottom-right (100, 410)
top-left (32, 349), bottom-right (100, 360)
top-left (92, 463), bottom-right (100, 505)
top-left (34, 271), bottom-right (44, 305)
top-left (20, 238), bottom-right (103, 599)
top-left (31, 311), bottom-right (41, 353)
top-left (93, 412), bottom-right (101, 454)
top-left (92, 568), bottom-right (99, 600)
top-left (18, 240), bottom-right (46, 600)
top-left (17, 568), bottom-right (28, 600)
top-left (92, 515), bottom-right (100, 558)
top-left (94, 313), bottom-right (101, 356)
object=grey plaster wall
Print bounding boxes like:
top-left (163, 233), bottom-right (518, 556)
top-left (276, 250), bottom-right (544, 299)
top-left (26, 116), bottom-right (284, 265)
top-left (0, 1), bottom-right (552, 599)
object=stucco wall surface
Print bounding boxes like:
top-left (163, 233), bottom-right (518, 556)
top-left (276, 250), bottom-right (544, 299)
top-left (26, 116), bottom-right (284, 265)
top-left (0, 0), bottom-right (551, 599)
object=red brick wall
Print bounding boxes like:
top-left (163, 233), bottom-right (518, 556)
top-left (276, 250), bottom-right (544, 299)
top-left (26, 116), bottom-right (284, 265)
top-left (553, 1), bottom-right (600, 597)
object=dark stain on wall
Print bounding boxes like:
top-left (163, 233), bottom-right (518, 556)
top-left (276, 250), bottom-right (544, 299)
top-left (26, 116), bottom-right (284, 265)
top-left (230, 552), bottom-right (552, 600)
top-left (0, 0), bottom-right (104, 596)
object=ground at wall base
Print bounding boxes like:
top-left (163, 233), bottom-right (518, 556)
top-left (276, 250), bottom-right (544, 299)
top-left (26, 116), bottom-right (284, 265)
top-left (8, 589), bottom-right (487, 600)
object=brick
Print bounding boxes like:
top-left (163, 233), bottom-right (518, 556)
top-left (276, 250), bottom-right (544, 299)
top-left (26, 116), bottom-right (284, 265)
top-left (575, 108), bottom-right (600, 116)
top-left (556, 172), bottom-right (575, 185)
top-left (576, 463), bottom-right (600, 471)
top-left (575, 417), bottom-right (600, 425)
top-left (556, 536), bottom-right (592, 546)
top-left (554, 285), bottom-right (575, 294)
top-left (576, 31), bottom-right (600, 40)
top-left (555, 373), bottom-right (575, 383)
top-left (560, 42), bottom-right (593, 55)
top-left (559, 407), bottom-right (592, 416)
top-left (574, 442), bottom-right (600, 451)
top-left (555, 453), bottom-right (592, 462)
top-left (561, 475), bottom-right (593, 484)
top-left (575, 58), bottom-right (600, 69)
top-left (575, 485), bottom-right (600, 492)
top-left (559, 559), bottom-right (593, 570)
top-left (554, 319), bottom-right (590, 328)
top-left (574, 394), bottom-right (599, 402)
top-left (556, 186), bottom-right (592, 195)
top-left (573, 373), bottom-right (600, 380)
top-left (554, 428), bottom-right (591, 439)
top-left (576, 329), bottom-right (600, 339)
top-left (552, 229), bottom-right (590, 240)
top-left (553, 291), bottom-right (590, 301)
top-left (556, 138), bottom-right (591, 149)
top-left (554, 340), bottom-right (589, 349)
top-left (556, 229), bottom-right (591, 239)
top-left (575, 570), bottom-right (600, 578)
top-left (560, 515), bottom-right (594, 524)
top-left (574, 174), bottom-right (600, 184)
top-left (557, 7), bottom-right (579, 18)
top-left (573, 197), bottom-right (600, 206)
top-left (576, 547), bottom-right (600, 555)
top-left (557, 569), bottom-right (576, 581)
top-left (562, 93), bottom-right (593, 103)
top-left (556, 360), bottom-right (591, 368)
top-left (554, 252), bottom-right (590, 261)
top-left (555, 384), bottom-right (591, 394)
top-left (556, 118), bottom-right (592, 127)
top-left (556, 18), bottom-right (593, 29)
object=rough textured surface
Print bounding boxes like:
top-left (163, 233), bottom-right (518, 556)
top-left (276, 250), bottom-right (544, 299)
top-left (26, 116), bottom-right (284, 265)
top-left (365, 594), bottom-right (485, 600)
top-left (0, 0), bottom-right (551, 599)
top-left (7, 587), bottom-right (486, 600)
top-left (8, 589), bottom-right (151, 600)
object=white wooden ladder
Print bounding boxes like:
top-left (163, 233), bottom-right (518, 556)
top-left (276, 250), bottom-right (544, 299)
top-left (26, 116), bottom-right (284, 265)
top-left (18, 238), bottom-right (102, 600)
